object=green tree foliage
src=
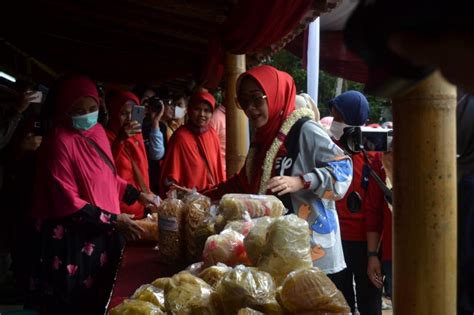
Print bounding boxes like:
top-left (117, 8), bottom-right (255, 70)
top-left (264, 50), bottom-right (391, 123)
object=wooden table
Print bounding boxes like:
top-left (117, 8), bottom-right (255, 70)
top-left (106, 242), bottom-right (184, 311)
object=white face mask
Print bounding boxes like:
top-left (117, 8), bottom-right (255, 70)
top-left (329, 121), bottom-right (350, 140)
top-left (174, 106), bottom-right (186, 119)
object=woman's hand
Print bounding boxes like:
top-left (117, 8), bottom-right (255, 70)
top-left (170, 183), bottom-right (192, 194)
top-left (119, 121), bottom-right (142, 140)
top-left (21, 133), bottom-right (42, 152)
top-left (138, 192), bottom-right (161, 212)
top-left (367, 256), bottom-right (384, 288)
top-left (150, 102), bottom-right (165, 129)
top-left (267, 175), bottom-right (304, 196)
top-left (115, 213), bottom-right (145, 241)
top-left (17, 91), bottom-right (36, 114)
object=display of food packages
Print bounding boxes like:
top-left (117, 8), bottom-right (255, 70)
top-left (184, 191), bottom-right (214, 262)
top-left (131, 284), bottom-right (165, 311)
top-left (257, 214), bottom-right (313, 285)
top-left (109, 299), bottom-right (165, 315)
top-left (237, 307), bottom-right (264, 315)
top-left (278, 268), bottom-right (351, 314)
top-left (164, 271), bottom-right (220, 314)
top-left (198, 264), bottom-right (232, 288)
top-left (158, 192), bottom-right (186, 264)
top-left (219, 194), bottom-right (286, 221)
top-left (215, 265), bottom-right (279, 314)
top-left (243, 217), bottom-right (274, 265)
top-left (135, 213), bottom-right (158, 241)
top-left (202, 229), bottom-right (251, 267)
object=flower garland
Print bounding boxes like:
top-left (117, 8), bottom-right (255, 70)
top-left (257, 108), bottom-right (315, 194)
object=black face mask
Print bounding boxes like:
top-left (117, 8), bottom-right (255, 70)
top-left (347, 191), bottom-right (362, 213)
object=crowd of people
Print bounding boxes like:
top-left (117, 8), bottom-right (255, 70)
top-left (0, 61), bottom-right (471, 315)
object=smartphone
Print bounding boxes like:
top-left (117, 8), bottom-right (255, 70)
top-left (30, 91), bottom-right (43, 103)
top-left (131, 105), bottom-right (146, 125)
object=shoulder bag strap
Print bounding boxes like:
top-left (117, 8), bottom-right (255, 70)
top-left (79, 134), bottom-right (117, 175)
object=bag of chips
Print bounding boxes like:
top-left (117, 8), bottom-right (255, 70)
top-left (158, 191), bottom-right (186, 264)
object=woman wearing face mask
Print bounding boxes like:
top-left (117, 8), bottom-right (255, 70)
top-left (327, 90), bottom-right (385, 315)
top-left (160, 91), bottom-right (226, 195)
top-left (106, 90), bottom-right (152, 219)
top-left (169, 93), bottom-right (188, 131)
top-left (202, 65), bottom-right (353, 275)
top-left (28, 76), bottom-right (159, 314)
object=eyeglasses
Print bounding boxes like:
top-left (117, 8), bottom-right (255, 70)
top-left (236, 94), bottom-right (267, 110)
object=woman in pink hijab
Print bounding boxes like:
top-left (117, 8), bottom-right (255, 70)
top-left (28, 76), bottom-right (159, 314)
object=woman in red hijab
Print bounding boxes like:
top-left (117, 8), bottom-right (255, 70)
top-left (29, 76), bottom-right (159, 314)
top-left (203, 65), bottom-right (353, 276)
top-left (160, 91), bottom-right (226, 194)
top-left (106, 90), bottom-right (150, 219)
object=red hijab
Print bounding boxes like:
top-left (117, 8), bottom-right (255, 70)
top-left (238, 65), bottom-right (296, 192)
top-left (106, 90), bottom-right (150, 218)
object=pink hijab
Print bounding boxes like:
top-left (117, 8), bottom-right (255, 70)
top-left (33, 76), bottom-right (126, 218)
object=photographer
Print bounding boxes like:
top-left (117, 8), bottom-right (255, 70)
top-left (327, 90), bottom-right (384, 315)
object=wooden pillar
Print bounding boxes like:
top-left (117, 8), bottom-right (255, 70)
top-left (392, 72), bottom-right (457, 315)
top-left (224, 53), bottom-right (249, 177)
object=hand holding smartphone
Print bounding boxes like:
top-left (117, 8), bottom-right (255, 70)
top-left (131, 105), bottom-right (146, 125)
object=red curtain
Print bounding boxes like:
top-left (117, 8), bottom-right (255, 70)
top-left (200, 0), bottom-right (313, 87)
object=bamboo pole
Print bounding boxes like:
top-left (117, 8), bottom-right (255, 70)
top-left (224, 53), bottom-right (249, 177)
top-left (392, 72), bottom-right (457, 315)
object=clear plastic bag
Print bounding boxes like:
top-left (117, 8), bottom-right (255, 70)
top-left (243, 217), bottom-right (274, 265)
top-left (109, 299), bottom-right (165, 315)
top-left (219, 194), bottom-right (285, 221)
top-left (158, 191), bottom-right (186, 264)
top-left (131, 284), bottom-right (165, 311)
top-left (202, 230), bottom-right (250, 267)
top-left (237, 308), bottom-right (264, 315)
top-left (278, 268), bottom-right (350, 313)
top-left (164, 271), bottom-right (220, 315)
top-left (198, 263), bottom-right (232, 288)
top-left (186, 261), bottom-right (205, 276)
top-left (224, 220), bottom-right (255, 236)
top-left (215, 265), bottom-right (277, 314)
top-left (184, 191), bottom-right (214, 263)
top-left (257, 214), bottom-right (313, 285)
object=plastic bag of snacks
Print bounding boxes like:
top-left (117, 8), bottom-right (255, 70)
top-left (224, 220), bottom-right (255, 237)
top-left (184, 191), bottom-right (213, 262)
top-left (243, 217), bottom-right (274, 265)
top-left (158, 190), bottom-right (186, 264)
top-left (198, 263), bottom-right (232, 288)
top-left (215, 265), bottom-right (279, 314)
top-left (237, 308), bottom-right (264, 315)
top-left (278, 268), bottom-right (350, 314)
top-left (257, 215), bottom-right (313, 285)
top-left (202, 230), bottom-right (250, 267)
top-left (109, 299), bottom-right (165, 315)
top-left (219, 194), bottom-right (285, 221)
top-left (164, 271), bottom-right (220, 314)
top-left (131, 284), bottom-right (165, 311)
top-left (186, 261), bottom-right (205, 276)
top-left (151, 277), bottom-right (170, 290)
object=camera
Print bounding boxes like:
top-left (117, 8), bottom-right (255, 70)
top-left (340, 126), bottom-right (393, 154)
top-left (144, 96), bottom-right (163, 113)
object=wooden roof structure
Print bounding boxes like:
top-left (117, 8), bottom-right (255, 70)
top-left (1, 0), bottom-right (338, 90)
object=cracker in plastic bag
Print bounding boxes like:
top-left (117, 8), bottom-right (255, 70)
top-left (158, 191), bottom-right (186, 263)
top-left (219, 194), bottom-right (285, 221)
top-left (109, 299), bottom-right (165, 315)
top-left (257, 214), bottom-right (313, 285)
top-left (237, 308), bottom-right (264, 315)
top-left (198, 264), bottom-right (232, 288)
top-left (243, 217), bottom-right (274, 265)
top-left (215, 265), bottom-right (277, 314)
top-left (203, 230), bottom-right (250, 267)
top-left (131, 284), bottom-right (165, 311)
top-left (164, 271), bottom-right (219, 314)
top-left (151, 277), bottom-right (170, 290)
top-left (279, 268), bottom-right (350, 313)
top-left (184, 191), bottom-right (213, 262)
top-left (224, 220), bottom-right (255, 236)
